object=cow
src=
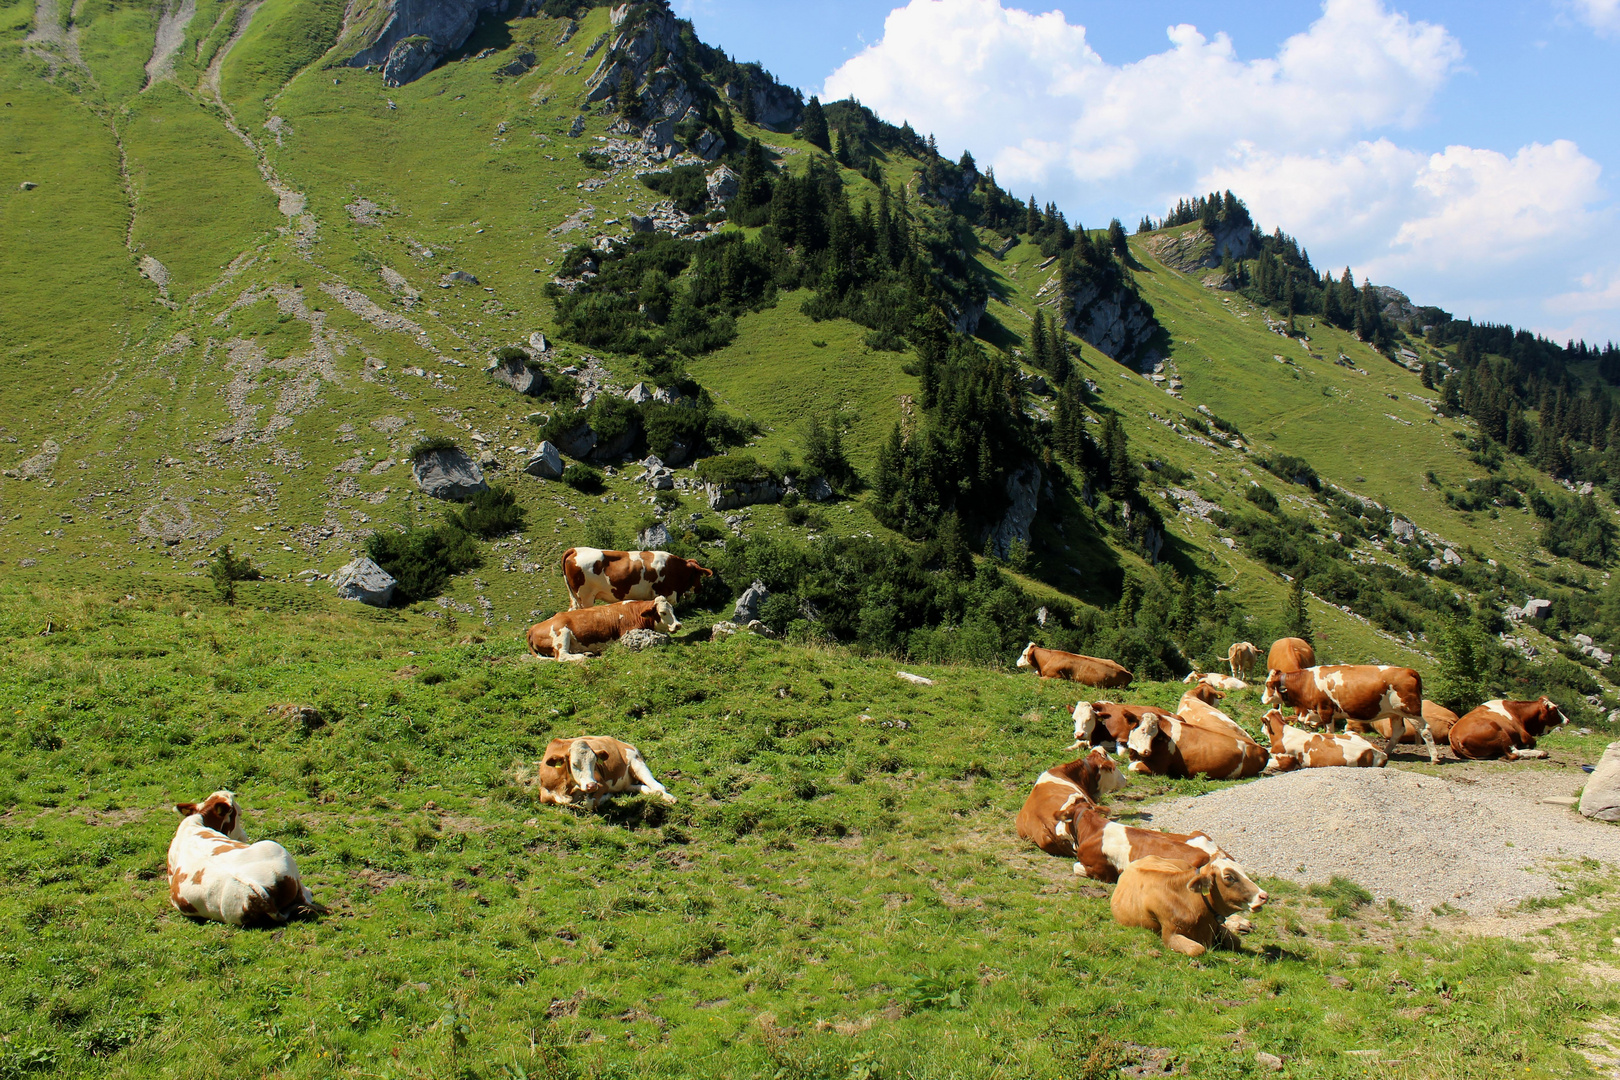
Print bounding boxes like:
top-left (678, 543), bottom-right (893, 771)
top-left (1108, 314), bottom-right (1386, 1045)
top-left (1065, 804), bottom-right (1251, 886)
top-left (1111, 855), bottom-right (1269, 957)
top-left (534, 736), bottom-right (677, 810)
top-left (562, 547), bottom-right (713, 610)
top-left (1267, 637), bottom-right (1316, 674)
top-left (526, 596), bottom-right (679, 660)
top-left (1125, 707), bottom-right (1269, 780)
top-left (1261, 709), bottom-right (1387, 769)
top-left (1449, 698), bottom-right (1568, 761)
top-left (1349, 699), bottom-right (1460, 744)
top-left (1017, 643), bottom-right (1133, 688)
top-left (1227, 641), bottom-right (1259, 678)
top-left (167, 791), bottom-right (322, 928)
top-left (1183, 671), bottom-right (1248, 692)
top-left (1176, 684), bottom-right (1251, 741)
top-left (1262, 664), bottom-right (1438, 764)
top-left (1015, 748), bottom-right (1127, 857)
top-left (1071, 700), bottom-right (1178, 755)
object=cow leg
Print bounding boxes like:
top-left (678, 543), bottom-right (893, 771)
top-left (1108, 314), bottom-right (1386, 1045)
top-left (1413, 714), bottom-right (1439, 764)
top-left (1223, 913), bottom-right (1253, 935)
top-left (1384, 715), bottom-right (1405, 761)
top-left (1162, 929), bottom-right (1206, 958)
top-left (553, 627), bottom-right (589, 662)
top-left (624, 746), bottom-right (677, 805)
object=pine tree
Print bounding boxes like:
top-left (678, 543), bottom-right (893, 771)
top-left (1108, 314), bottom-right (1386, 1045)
top-left (833, 128), bottom-right (852, 167)
top-left (1024, 195), bottom-right (1039, 236)
top-left (801, 95), bottom-right (830, 152)
top-left (1285, 576), bottom-right (1312, 642)
top-left (1028, 310), bottom-right (1048, 373)
top-left (1107, 218), bottom-right (1128, 260)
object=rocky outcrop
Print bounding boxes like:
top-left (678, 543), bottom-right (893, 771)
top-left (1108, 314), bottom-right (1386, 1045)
top-left (734, 581), bottom-right (769, 623)
top-left (486, 353), bottom-right (544, 395)
top-left (1065, 281), bottom-right (1158, 368)
top-left (332, 558), bottom-right (397, 607)
top-left (618, 628), bottom-right (670, 651)
top-left (706, 165), bottom-right (739, 205)
top-left (1143, 220), bottom-right (1259, 273)
top-left (1580, 741), bottom-right (1620, 822)
top-left (987, 462), bottom-right (1040, 558)
top-left (723, 77), bottom-right (801, 131)
top-left (706, 477), bottom-right (782, 511)
top-left (637, 522), bottom-right (670, 549)
top-left (412, 446), bottom-right (489, 500)
top-left (347, 0), bottom-right (529, 87)
top-left (524, 441), bottom-right (564, 479)
top-left (1373, 286), bottom-right (1417, 325)
top-left (553, 423), bottom-right (597, 460)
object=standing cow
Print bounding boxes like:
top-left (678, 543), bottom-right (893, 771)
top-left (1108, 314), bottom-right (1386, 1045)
top-left (1350, 699), bottom-right (1460, 744)
top-left (1262, 665), bottom-right (1438, 764)
top-left (1226, 641), bottom-right (1258, 678)
top-left (1449, 698), bottom-right (1567, 761)
top-left (1017, 644), bottom-right (1133, 688)
top-left (562, 547), bottom-right (713, 609)
top-left (1267, 637), bottom-right (1315, 674)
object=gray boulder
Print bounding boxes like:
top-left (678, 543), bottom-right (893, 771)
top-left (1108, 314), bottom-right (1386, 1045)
top-left (487, 353), bottom-right (544, 395)
top-left (710, 620), bottom-right (739, 641)
top-left (554, 423), bottom-right (596, 460)
top-left (412, 446), bottom-right (489, 500)
top-left (618, 628), bottom-right (671, 652)
top-left (629, 214), bottom-right (655, 233)
top-left (1523, 598), bottom-right (1553, 620)
top-left (625, 381), bottom-right (655, 404)
top-left (498, 51), bottom-right (536, 77)
top-left (442, 270), bottom-right (479, 286)
top-left (706, 476), bottom-right (781, 511)
top-left (524, 441), bottom-right (564, 480)
top-left (790, 474), bottom-right (833, 502)
top-left (637, 522), bottom-right (670, 549)
top-left (382, 36), bottom-right (438, 87)
top-left (734, 580), bottom-right (770, 624)
top-left (706, 164), bottom-right (739, 205)
top-left (332, 558), bottom-right (396, 607)
top-left (1579, 741), bottom-right (1620, 822)
top-left (347, 0), bottom-right (508, 86)
top-left (1391, 517), bottom-right (1417, 542)
top-left (528, 330), bottom-right (549, 353)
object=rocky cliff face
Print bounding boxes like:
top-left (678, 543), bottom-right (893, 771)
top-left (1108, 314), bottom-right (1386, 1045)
top-left (1142, 219), bottom-right (1259, 274)
top-left (347, 0), bottom-right (531, 87)
top-left (1065, 280), bottom-right (1159, 370)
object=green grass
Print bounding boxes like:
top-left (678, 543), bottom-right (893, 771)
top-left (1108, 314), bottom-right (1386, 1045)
top-left (217, 0), bottom-right (347, 129)
top-left (0, 581), bottom-right (1615, 1078)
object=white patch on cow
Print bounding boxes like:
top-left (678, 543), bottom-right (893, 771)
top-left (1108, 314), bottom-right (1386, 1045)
top-left (653, 595), bottom-right (680, 633)
top-left (1097, 763), bottom-right (1126, 794)
top-left (1071, 700), bottom-right (1093, 741)
top-left (569, 546), bottom-right (611, 608)
top-left (1053, 819), bottom-right (1068, 837)
top-left (1017, 642), bottom-right (1036, 669)
top-left (1100, 822), bottom-right (1133, 871)
top-left (1183, 835), bottom-right (1219, 857)
top-left (647, 550), bottom-right (670, 582)
top-left (1129, 761), bottom-right (1151, 774)
top-left (1483, 699), bottom-right (1511, 722)
top-left (1126, 714), bottom-right (1158, 757)
top-left (1034, 770), bottom-right (1079, 792)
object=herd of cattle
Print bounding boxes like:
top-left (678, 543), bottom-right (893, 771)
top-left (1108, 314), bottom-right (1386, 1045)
top-left (165, 548), bottom-right (1571, 956)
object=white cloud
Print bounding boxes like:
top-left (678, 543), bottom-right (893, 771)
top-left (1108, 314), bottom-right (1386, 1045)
top-left (822, 0), bottom-right (1618, 340)
top-left (1567, 0), bottom-right (1620, 35)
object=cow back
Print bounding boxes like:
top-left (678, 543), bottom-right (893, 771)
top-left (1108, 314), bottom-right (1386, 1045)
top-left (1267, 637), bottom-right (1315, 674)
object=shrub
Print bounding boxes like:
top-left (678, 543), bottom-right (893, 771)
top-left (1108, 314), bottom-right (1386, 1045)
top-left (1259, 453), bottom-right (1320, 490)
top-left (365, 525), bottom-right (481, 604)
top-left (209, 545), bottom-right (261, 604)
top-left (639, 164), bottom-right (709, 214)
top-left (578, 149), bottom-right (611, 170)
top-left (696, 454), bottom-right (775, 486)
top-left (445, 486), bottom-right (525, 539)
top-left (562, 464), bottom-right (603, 492)
top-left (408, 436), bottom-right (460, 463)
top-left (1244, 485), bottom-right (1279, 514)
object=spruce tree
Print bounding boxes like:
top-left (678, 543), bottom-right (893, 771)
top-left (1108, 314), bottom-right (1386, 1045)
top-left (801, 95), bottom-right (830, 152)
top-left (1024, 195), bottom-right (1040, 236)
top-left (833, 128), bottom-right (852, 167)
top-left (1285, 576), bottom-right (1312, 642)
top-left (1107, 218), bottom-right (1129, 260)
top-left (1029, 310), bottom-right (1048, 373)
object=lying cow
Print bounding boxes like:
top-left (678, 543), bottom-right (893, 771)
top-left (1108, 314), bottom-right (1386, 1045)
top-left (1111, 855), bottom-right (1269, 957)
top-left (167, 791), bottom-right (321, 927)
top-left (527, 596), bottom-right (679, 660)
top-left (1349, 699), bottom-right (1460, 744)
top-left (1449, 698), bottom-right (1568, 761)
top-left (1262, 664), bottom-right (1438, 764)
top-left (1262, 709), bottom-right (1387, 769)
top-left (535, 736), bottom-right (676, 809)
top-left (1066, 805), bottom-right (1246, 884)
top-left (1125, 707), bottom-right (1268, 780)
top-left (1017, 643), bottom-right (1132, 688)
top-left (562, 547), bottom-right (712, 610)
top-left (1071, 700), bottom-right (1178, 755)
top-left (1015, 748), bottom-right (1127, 857)
top-left (1177, 684), bottom-right (1251, 739)
top-left (1184, 671), bottom-right (1248, 692)
top-left (1267, 636), bottom-right (1315, 674)
top-left (1227, 641), bottom-right (1258, 678)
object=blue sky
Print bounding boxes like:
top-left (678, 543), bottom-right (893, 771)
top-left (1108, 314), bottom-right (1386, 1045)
top-left (678, 0), bottom-right (1620, 345)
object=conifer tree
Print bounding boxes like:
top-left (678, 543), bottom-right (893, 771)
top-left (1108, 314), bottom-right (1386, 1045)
top-left (1107, 218), bottom-right (1129, 260)
top-left (833, 128), bottom-right (852, 167)
top-left (1024, 195), bottom-right (1040, 236)
top-left (801, 95), bottom-right (830, 152)
top-left (1029, 309), bottom-right (1048, 372)
top-left (1285, 576), bottom-right (1312, 642)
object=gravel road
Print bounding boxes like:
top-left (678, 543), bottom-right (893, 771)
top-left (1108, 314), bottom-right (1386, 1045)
top-left (1137, 763), bottom-right (1620, 916)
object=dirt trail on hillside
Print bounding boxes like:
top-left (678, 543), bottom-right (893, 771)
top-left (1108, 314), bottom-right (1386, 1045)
top-left (25, 0), bottom-right (84, 69)
top-left (1139, 761), bottom-right (1620, 917)
top-left (144, 0), bottom-right (197, 88)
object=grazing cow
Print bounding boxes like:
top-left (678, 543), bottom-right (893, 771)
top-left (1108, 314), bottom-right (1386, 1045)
top-left (1261, 709), bottom-right (1387, 769)
top-left (1449, 698), bottom-right (1568, 761)
top-left (1183, 671), bottom-right (1248, 692)
top-left (1227, 641), bottom-right (1259, 678)
top-left (1071, 701), bottom-right (1178, 755)
top-left (534, 736), bottom-right (677, 809)
top-left (1267, 637), bottom-right (1316, 674)
top-left (562, 547), bottom-right (713, 610)
top-left (526, 596), bottom-right (679, 660)
top-left (167, 791), bottom-right (321, 928)
top-left (1350, 700), bottom-right (1460, 744)
top-left (1262, 664), bottom-right (1438, 764)
top-left (1015, 749), bottom-right (1127, 857)
top-left (1125, 707), bottom-right (1269, 780)
top-left (1111, 855), bottom-right (1269, 957)
top-left (1017, 643), bottom-right (1133, 688)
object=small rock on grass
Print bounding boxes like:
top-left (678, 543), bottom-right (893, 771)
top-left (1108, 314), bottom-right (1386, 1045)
top-left (895, 671), bottom-right (934, 686)
top-left (1254, 1051), bottom-right (1284, 1072)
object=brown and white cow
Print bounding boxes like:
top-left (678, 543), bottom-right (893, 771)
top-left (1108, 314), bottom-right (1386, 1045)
top-left (534, 736), bottom-right (677, 810)
top-left (1262, 664), bottom-right (1438, 763)
top-left (1176, 684), bottom-right (1251, 740)
top-left (1448, 698), bottom-right (1568, 761)
top-left (1125, 707), bottom-right (1269, 780)
top-left (1017, 643), bottom-right (1133, 688)
top-left (1058, 802), bottom-right (1237, 884)
top-left (1183, 671), bottom-right (1248, 692)
top-left (1261, 709), bottom-right (1387, 769)
top-left (1015, 749), bottom-right (1127, 857)
top-left (1350, 699), bottom-right (1460, 744)
top-left (562, 547), bottom-right (713, 610)
top-left (1111, 855), bottom-right (1269, 957)
top-left (1267, 637), bottom-right (1316, 674)
top-left (1227, 641), bottom-right (1259, 678)
top-left (526, 596), bottom-right (679, 660)
top-left (167, 791), bottom-right (322, 928)
top-left (1071, 700), bottom-right (1178, 755)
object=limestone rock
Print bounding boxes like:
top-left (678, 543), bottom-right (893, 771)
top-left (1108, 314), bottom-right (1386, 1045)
top-left (477, 450), bottom-right (501, 470)
top-left (382, 36), bottom-right (439, 87)
top-left (987, 462), bottom-right (1041, 558)
top-left (553, 423), bottom-right (596, 460)
top-left (1390, 517), bottom-right (1417, 542)
top-left (706, 476), bottom-right (782, 511)
top-left (441, 270), bottom-right (479, 286)
top-left (1579, 741), bottom-right (1620, 822)
top-left (637, 522), bottom-right (670, 549)
top-left (625, 381), bottom-right (654, 404)
top-left (618, 628), bottom-right (671, 652)
top-left (629, 213), bottom-right (655, 233)
top-left (710, 621), bottom-right (739, 641)
top-left (745, 620), bottom-right (775, 637)
top-left (347, 0), bottom-right (510, 87)
top-left (332, 558), bottom-right (397, 607)
top-left (1442, 547), bottom-right (1462, 565)
top-left (1523, 598), bottom-right (1552, 620)
top-left (524, 441), bottom-right (564, 480)
top-left (498, 51), bottom-right (536, 77)
top-left (486, 353), bottom-right (544, 395)
top-left (705, 164), bottom-right (739, 205)
top-left (1063, 280), bottom-right (1157, 366)
top-left (589, 419), bottom-right (639, 462)
top-left (412, 446), bottom-right (488, 500)
top-left (528, 330), bottom-right (549, 353)
top-left (734, 580), bottom-right (769, 624)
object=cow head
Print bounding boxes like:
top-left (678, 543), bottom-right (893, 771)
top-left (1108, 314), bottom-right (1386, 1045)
top-left (175, 790), bottom-right (246, 841)
top-left (1261, 670), bottom-right (1286, 706)
top-left (1016, 642), bottom-right (1037, 669)
top-left (1071, 701), bottom-right (1119, 752)
top-left (652, 595), bottom-right (680, 634)
top-left (1184, 682), bottom-right (1225, 706)
top-left (1192, 858), bottom-right (1268, 916)
top-left (1126, 712), bottom-right (1160, 765)
top-left (1084, 747), bottom-right (1127, 795)
top-left (1540, 696), bottom-right (1569, 726)
top-left (568, 739), bottom-right (604, 795)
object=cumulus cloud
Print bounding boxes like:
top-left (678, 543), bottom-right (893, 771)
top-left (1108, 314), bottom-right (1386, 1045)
top-left (822, 0), bottom-right (1617, 339)
top-left (1567, 0), bottom-right (1620, 35)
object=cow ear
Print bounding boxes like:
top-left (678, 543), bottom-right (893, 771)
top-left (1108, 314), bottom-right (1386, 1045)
top-left (1189, 869), bottom-right (1215, 895)
top-left (175, 802), bottom-right (198, 817)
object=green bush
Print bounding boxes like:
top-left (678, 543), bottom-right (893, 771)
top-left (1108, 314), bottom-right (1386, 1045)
top-left (445, 486), bottom-right (525, 539)
top-left (1244, 484), bottom-right (1279, 514)
top-left (696, 454), bottom-right (775, 486)
top-left (365, 525), bottom-right (481, 605)
top-left (639, 164), bottom-right (709, 214)
top-left (408, 436), bottom-right (460, 463)
top-left (562, 464), bottom-right (603, 492)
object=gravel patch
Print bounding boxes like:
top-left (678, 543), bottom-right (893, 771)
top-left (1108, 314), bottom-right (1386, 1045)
top-left (1138, 765), bottom-right (1620, 916)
